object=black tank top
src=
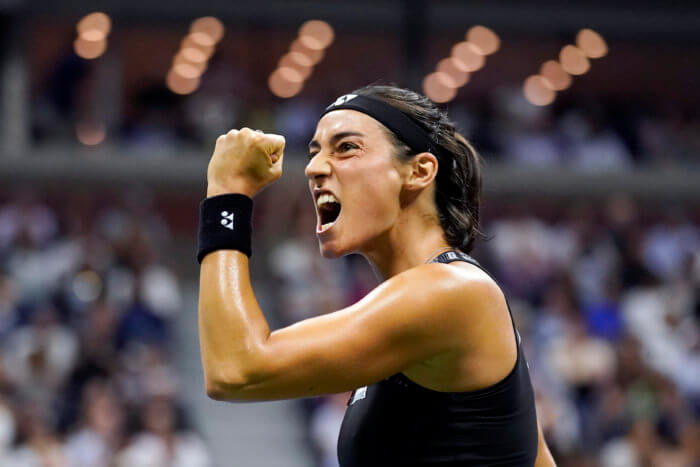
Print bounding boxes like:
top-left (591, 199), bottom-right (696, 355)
top-left (337, 250), bottom-right (538, 466)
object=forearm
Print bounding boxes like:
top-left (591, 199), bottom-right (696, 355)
top-left (198, 250), bottom-right (271, 395)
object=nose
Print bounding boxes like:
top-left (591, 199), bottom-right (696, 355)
top-left (305, 152), bottom-right (331, 185)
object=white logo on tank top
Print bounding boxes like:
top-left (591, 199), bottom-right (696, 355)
top-left (349, 386), bottom-right (367, 405)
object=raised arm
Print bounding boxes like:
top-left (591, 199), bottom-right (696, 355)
top-left (200, 250), bottom-right (479, 401)
top-left (198, 128), bottom-right (485, 401)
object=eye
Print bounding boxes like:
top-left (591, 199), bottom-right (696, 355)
top-left (339, 142), bottom-right (357, 152)
top-left (307, 151), bottom-right (319, 160)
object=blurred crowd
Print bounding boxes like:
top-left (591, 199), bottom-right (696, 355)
top-left (32, 44), bottom-right (700, 170)
top-left (263, 193), bottom-right (700, 467)
top-left (0, 193), bottom-right (211, 467)
top-left (0, 186), bottom-right (697, 467)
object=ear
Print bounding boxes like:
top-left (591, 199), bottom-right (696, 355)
top-left (402, 152), bottom-right (439, 191)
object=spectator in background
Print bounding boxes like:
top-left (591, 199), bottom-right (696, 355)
top-left (32, 37), bottom-right (91, 143)
top-left (561, 108), bottom-right (631, 170)
top-left (0, 192), bottom-right (210, 467)
top-left (495, 88), bottom-right (562, 167)
top-left (643, 210), bottom-right (699, 281)
top-left (0, 391), bottom-right (16, 463)
top-left (0, 275), bottom-right (18, 340)
top-left (268, 197), bottom-right (346, 325)
top-left (5, 402), bottom-right (68, 467)
top-left (583, 276), bottom-right (624, 341)
top-left (122, 84), bottom-right (193, 155)
top-left (274, 98), bottom-right (322, 153)
top-left (64, 381), bottom-right (124, 467)
top-left (116, 396), bottom-right (210, 467)
top-left (185, 54), bottom-right (245, 145)
top-left (3, 304), bottom-right (78, 409)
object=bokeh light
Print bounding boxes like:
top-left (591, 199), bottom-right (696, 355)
top-left (181, 35), bottom-right (214, 60)
top-left (277, 66), bottom-right (305, 84)
top-left (451, 41), bottom-right (485, 72)
top-left (180, 47), bottom-right (209, 64)
top-left (79, 29), bottom-right (107, 42)
top-left (166, 69), bottom-right (201, 95)
top-left (173, 52), bottom-right (207, 75)
top-left (284, 51), bottom-right (314, 68)
top-left (189, 31), bottom-right (217, 48)
top-left (75, 12), bottom-right (111, 60)
top-left (190, 16), bottom-right (225, 44)
top-left (437, 58), bottom-right (469, 88)
top-left (77, 12), bottom-right (111, 36)
top-left (290, 39), bottom-right (325, 65)
top-left (173, 62), bottom-right (203, 80)
top-left (466, 26), bottom-right (500, 55)
top-left (423, 72), bottom-right (457, 103)
top-left (523, 75), bottom-right (556, 106)
top-left (166, 21), bottom-right (225, 96)
top-left (76, 122), bottom-right (106, 146)
top-left (73, 37), bottom-right (107, 59)
top-left (539, 60), bottom-right (572, 91)
top-left (559, 45), bottom-right (590, 75)
top-left (299, 20), bottom-right (335, 50)
top-left (269, 69), bottom-right (303, 98)
top-left (576, 28), bottom-right (608, 59)
top-left (278, 53), bottom-right (312, 81)
top-left (269, 20), bottom-right (333, 98)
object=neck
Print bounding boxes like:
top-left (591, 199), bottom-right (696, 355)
top-left (360, 212), bottom-right (451, 280)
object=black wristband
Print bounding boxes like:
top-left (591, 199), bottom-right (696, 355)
top-left (197, 193), bottom-right (253, 263)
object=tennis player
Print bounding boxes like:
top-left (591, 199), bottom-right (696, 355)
top-left (197, 85), bottom-right (556, 466)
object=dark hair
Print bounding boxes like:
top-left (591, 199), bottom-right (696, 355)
top-left (351, 84), bottom-right (484, 253)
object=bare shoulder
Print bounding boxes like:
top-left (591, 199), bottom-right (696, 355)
top-left (392, 261), bottom-right (506, 317)
top-left (394, 261), bottom-right (516, 391)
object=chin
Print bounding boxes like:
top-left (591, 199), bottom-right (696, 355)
top-left (318, 240), bottom-right (349, 259)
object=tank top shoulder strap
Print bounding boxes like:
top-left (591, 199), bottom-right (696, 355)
top-left (432, 250), bottom-right (481, 267)
top-left (430, 250), bottom-right (522, 347)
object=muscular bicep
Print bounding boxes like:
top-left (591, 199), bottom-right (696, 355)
top-left (230, 264), bottom-right (470, 401)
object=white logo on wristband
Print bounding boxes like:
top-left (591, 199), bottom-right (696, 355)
top-left (220, 211), bottom-right (234, 230)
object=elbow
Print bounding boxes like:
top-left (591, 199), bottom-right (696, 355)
top-left (203, 366), bottom-right (249, 401)
top-left (205, 379), bottom-right (231, 401)
top-left (202, 344), bottom-right (271, 401)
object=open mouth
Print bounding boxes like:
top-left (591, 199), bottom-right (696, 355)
top-left (316, 193), bottom-right (342, 233)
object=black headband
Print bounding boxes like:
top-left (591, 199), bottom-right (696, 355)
top-left (320, 94), bottom-right (452, 164)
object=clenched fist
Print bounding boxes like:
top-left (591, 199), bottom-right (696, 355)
top-left (207, 128), bottom-right (285, 198)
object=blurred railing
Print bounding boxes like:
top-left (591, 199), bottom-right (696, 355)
top-left (1, 150), bottom-right (699, 201)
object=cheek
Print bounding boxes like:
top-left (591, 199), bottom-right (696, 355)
top-left (343, 161), bottom-right (402, 226)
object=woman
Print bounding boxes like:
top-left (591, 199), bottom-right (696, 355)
top-left (197, 85), bottom-right (556, 466)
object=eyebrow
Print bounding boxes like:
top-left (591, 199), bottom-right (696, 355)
top-left (308, 131), bottom-right (365, 151)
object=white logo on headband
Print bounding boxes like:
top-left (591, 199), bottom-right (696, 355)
top-left (329, 94), bottom-right (357, 108)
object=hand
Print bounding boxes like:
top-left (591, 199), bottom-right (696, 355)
top-left (207, 128), bottom-right (285, 198)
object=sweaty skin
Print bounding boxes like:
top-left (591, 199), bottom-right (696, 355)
top-left (199, 120), bottom-right (555, 466)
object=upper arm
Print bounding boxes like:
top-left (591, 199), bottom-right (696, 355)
top-left (222, 263), bottom-right (479, 401)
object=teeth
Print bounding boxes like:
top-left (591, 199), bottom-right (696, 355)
top-left (317, 193), bottom-right (339, 207)
top-left (321, 222), bottom-right (334, 230)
